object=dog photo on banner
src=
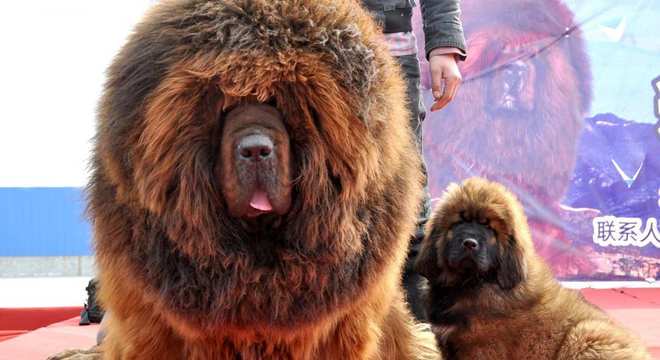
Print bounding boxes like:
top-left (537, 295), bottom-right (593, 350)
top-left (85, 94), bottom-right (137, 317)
top-left (414, 0), bottom-right (660, 281)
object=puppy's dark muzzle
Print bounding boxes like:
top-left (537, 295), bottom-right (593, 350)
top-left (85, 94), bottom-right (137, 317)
top-left (446, 229), bottom-right (490, 272)
top-left (462, 238), bottom-right (479, 251)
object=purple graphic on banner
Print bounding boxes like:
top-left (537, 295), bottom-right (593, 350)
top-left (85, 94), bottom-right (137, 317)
top-left (654, 76), bottom-right (660, 140)
top-left (567, 113), bottom-right (660, 222)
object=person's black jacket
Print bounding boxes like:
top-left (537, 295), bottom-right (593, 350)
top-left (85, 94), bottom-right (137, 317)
top-left (362, 0), bottom-right (467, 60)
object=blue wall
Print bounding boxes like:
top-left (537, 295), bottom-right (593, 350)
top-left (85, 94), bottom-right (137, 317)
top-left (0, 188), bottom-right (92, 256)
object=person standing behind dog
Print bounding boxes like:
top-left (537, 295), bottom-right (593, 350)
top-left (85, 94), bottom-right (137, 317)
top-left (361, 0), bottom-right (467, 321)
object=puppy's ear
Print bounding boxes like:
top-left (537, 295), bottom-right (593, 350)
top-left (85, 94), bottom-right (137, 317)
top-left (414, 231), bottom-right (442, 280)
top-left (496, 236), bottom-right (525, 290)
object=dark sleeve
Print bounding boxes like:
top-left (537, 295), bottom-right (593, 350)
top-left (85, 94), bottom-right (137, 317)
top-left (420, 0), bottom-right (467, 60)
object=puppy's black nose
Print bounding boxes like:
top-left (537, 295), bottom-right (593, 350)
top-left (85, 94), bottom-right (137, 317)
top-left (238, 134), bottom-right (273, 161)
top-left (462, 238), bottom-right (479, 251)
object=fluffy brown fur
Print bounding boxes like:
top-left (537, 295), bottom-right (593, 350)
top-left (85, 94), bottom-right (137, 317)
top-left (50, 0), bottom-right (439, 359)
top-left (415, 178), bottom-right (650, 359)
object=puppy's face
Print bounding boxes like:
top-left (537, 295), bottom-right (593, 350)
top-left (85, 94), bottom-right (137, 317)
top-left (443, 220), bottom-right (498, 276)
top-left (416, 212), bottom-right (524, 291)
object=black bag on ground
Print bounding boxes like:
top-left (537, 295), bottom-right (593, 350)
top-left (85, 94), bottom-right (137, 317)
top-left (79, 278), bottom-right (105, 325)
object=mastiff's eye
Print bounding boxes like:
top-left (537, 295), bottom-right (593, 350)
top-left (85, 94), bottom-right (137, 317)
top-left (459, 210), bottom-right (468, 222)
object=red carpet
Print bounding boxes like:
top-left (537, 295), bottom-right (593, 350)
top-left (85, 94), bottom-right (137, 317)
top-left (582, 288), bottom-right (660, 358)
top-left (0, 289), bottom-right (658, 359)
top-left (0, 317), bottom-right (98, 359)
top-left (0, 307), bottom-right (82, 342)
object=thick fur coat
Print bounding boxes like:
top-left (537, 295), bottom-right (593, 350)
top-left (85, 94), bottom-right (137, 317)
top-left (75, 0), bottom-right (437, 359)
top-left (415, 178), bottom-right (650, 359)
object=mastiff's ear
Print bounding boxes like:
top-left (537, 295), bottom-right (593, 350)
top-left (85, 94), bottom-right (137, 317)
top-left (496, 236), bottom-right (525, 290)
top-left (414, 230), bottom-right (443, 281)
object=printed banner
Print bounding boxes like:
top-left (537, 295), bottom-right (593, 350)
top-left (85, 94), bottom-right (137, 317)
top-left (413, 0), bottom-right (660, 281)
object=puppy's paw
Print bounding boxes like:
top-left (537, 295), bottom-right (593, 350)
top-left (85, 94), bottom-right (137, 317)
top-left (47, 346), bottom-right (101, 360)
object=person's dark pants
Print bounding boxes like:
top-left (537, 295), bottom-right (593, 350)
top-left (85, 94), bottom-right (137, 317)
top-left (395, 54), bottom-right (430, 322)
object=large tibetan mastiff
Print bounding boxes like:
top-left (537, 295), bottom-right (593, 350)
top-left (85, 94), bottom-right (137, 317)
top-left (415, 178), bottom-right (650, 359)
top-left (57, 0), bottom-right (437, 359)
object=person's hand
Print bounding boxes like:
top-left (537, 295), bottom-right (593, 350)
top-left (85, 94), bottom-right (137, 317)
top-left (429, 53), bottom-right (462, 111)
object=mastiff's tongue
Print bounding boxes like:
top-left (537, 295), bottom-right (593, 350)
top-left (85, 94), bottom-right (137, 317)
top-left (249, 190), bottom-right (273, 212)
